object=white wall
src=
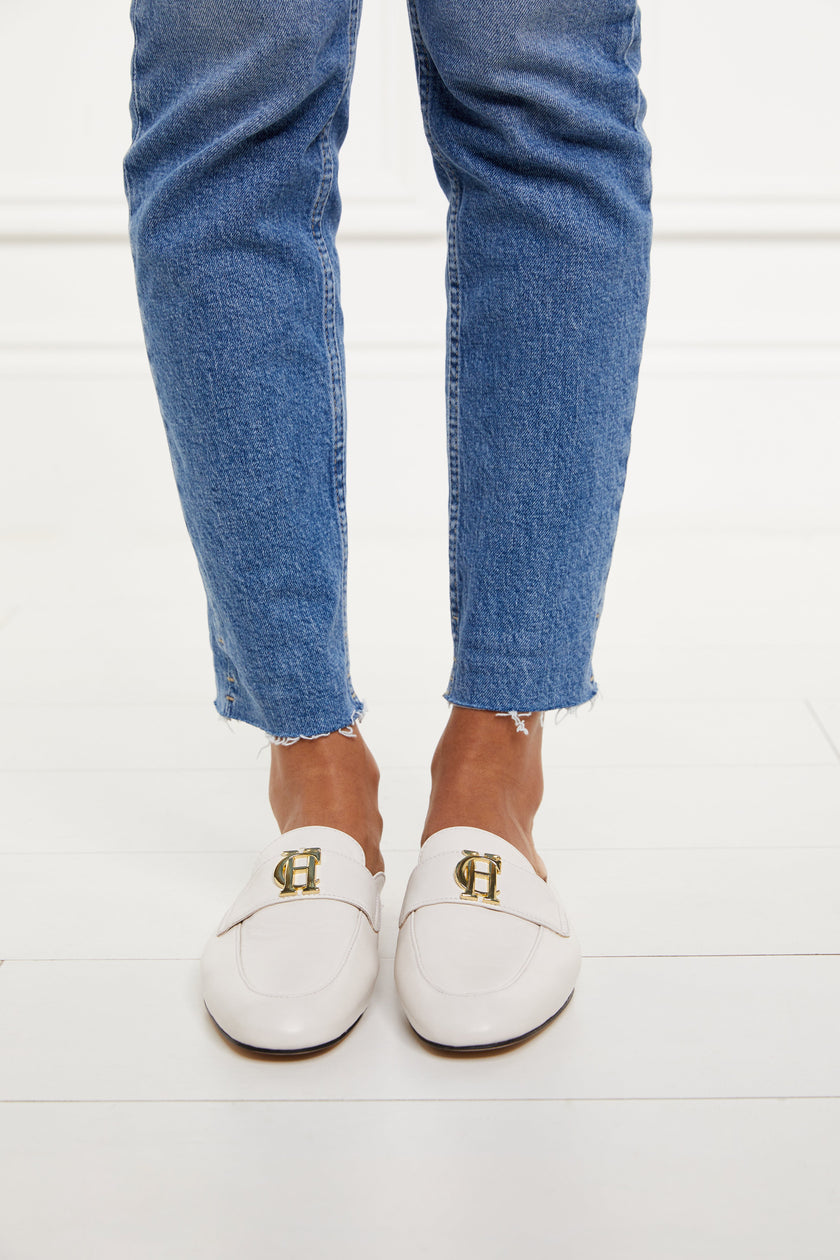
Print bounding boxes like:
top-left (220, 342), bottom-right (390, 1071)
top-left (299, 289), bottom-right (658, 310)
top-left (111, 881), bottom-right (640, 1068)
top-left (1, 0), bottom-right (838, 532)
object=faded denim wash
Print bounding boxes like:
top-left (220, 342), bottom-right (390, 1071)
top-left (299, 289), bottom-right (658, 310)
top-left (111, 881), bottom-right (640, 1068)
top-left (123, 0), bottom-right (653, 741)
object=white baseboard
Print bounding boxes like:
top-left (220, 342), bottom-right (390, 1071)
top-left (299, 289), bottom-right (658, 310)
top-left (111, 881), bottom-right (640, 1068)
top-left (1, 193), bottom-right (840, 243)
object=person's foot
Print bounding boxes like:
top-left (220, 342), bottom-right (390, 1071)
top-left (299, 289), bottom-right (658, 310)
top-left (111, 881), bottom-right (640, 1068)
top-left (421, 706), bottom-right (547, 880)
top-left (396, 705), bottom-right (581, 1051)
top-left (268, 724), bottom-right (384, 876)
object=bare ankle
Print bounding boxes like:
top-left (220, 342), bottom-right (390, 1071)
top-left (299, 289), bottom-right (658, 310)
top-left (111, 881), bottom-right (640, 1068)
top-left (422, 706), bottom-right (547, 877)
top-left (268, 726), bottom-right (384, 875)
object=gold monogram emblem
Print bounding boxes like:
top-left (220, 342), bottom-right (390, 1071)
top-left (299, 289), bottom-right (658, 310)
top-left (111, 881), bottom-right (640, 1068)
top-left (453, 850), bottom-right (502, 905)
top-left (273, 848), bottom-right (322, 896)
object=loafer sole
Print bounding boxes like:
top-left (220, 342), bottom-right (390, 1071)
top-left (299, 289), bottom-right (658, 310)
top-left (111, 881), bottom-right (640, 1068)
top-left (204, 1003), bottom-right (366, 1057)
top-left (403, 986), bottom-right (576, 1054)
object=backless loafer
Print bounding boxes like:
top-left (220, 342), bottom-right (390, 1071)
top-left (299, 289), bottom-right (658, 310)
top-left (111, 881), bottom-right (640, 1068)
top-left (394, 826), bottom-right (581, 1050)
top-left (201, 825), bottom-right (384, 1053)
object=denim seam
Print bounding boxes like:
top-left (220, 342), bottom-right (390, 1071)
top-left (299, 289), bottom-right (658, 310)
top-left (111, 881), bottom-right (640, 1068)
top-left (405, 0), bottom-right (463, 686)
top-left (445, 180), bottom-right (463, 685)
top-left (123, 0), bottom-right (143, 205)
top-left (310, 0), bottom-right (365, 719)
top-left (623, 3), bottom-right (644, 135)
top-left (211, 619), bottom-right (240, 722)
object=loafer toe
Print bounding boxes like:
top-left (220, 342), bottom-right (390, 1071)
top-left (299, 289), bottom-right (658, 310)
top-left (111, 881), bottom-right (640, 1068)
top-left (201, 826), bottom-right (384, 1053)
top-left (394, 827), bottom-right (581, 1050)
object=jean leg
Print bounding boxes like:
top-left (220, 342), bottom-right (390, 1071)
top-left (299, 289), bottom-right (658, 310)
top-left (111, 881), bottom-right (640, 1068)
top-left (123, 0), bottom-right (364, 739)
top-left (406, 0), bottom-right (653, 713)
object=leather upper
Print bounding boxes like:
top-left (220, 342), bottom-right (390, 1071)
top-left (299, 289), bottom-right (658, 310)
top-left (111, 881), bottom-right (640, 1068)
top-left (215, 825), bottom-right (383, 936)
top-left (397, 826), bottom-right (571, 936)
top-left (201, 824), bottom-right (383, 1052)
top-left (393, 826), bottom-right (581, 1048)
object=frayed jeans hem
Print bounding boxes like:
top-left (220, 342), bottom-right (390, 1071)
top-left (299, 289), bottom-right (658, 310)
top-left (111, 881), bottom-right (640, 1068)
top-left (213, 698), bottom-right (367, 747)
top-left (445, 688), bottom-right (601, 733)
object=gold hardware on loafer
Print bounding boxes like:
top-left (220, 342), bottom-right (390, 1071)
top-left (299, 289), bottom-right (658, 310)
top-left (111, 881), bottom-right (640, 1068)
top-left (273, 847), bottom-right (322, 896)
top-left (453, 849), bottom-right (502, 905)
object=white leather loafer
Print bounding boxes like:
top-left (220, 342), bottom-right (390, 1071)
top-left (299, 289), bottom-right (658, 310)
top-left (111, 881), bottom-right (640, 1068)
top-left (394, 826), bottom-right (580, 1051)
top-left (201, 825), bottom-right (384, 1053)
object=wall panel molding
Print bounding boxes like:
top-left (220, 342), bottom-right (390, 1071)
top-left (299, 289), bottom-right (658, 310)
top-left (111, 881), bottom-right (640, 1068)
top-left (2, 191), bottom-right (840, 244)
top-left (2, 342), bottom-right (839, 380)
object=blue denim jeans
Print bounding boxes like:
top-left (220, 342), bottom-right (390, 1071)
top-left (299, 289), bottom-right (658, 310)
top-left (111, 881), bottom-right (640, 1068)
top-left (123, 0), bottom-right (652, 742)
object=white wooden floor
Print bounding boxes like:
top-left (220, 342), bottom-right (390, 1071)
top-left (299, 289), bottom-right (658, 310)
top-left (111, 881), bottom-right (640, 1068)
top-left (1, 373), bottom-right (839, 1258)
